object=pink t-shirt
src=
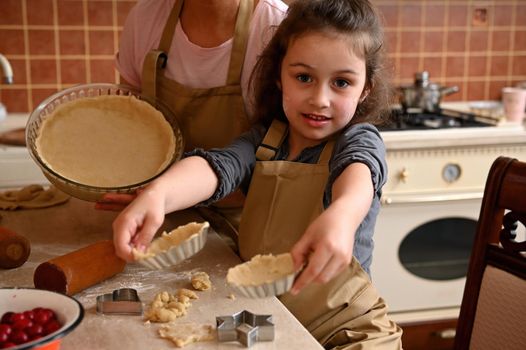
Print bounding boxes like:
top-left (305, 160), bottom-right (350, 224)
top-left (115, 0), bottom-right (288, 121)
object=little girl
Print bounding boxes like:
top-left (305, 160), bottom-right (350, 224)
top-left (113, 0), bottom-right (402, 348)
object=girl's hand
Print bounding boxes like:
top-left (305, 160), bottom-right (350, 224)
top-left (289, 206), bottom-right (355, 295)
top-left (112, 187), bottom-right (166, 262)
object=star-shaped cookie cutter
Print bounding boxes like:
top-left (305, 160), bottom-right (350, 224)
top-left (216, 310), bottom-right (274, 347)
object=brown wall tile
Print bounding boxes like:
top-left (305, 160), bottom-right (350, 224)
top-left (424, 5), bottom-right (445, 27)
top-left (0, 89), bottom-right (28, 113)
top-left (490, 56), bottom-right (509, 76)
top-left (400, 31), bottom-right (421, 53)
top-left (0, 30), bottom-right (25, 55)
top-left (400, 4), bottom-right (422, 27)
top-left (448, 5), bottom-right (468, 27)
top-left (27, 0), bottom-right (54, 26)
top-left (0, 0), bottom-right (23, 25)
top-left (468, 56), bottom-right (487, 77)
top-left (88, 1), bottom-right (114, 26)
top-left (445, 56), bottom-right (465, 78)
top-left (422, 57), bottom-right (443, 78)
top-left (515, 30), bottom-right (526, 51)
top-left (516, 4), bottom-right (526, 26)
top-left (30, 59), bottom-right (57, 84)
top-left (398, 57), bottom-right (420, 81)
top-left (447, 31), bottom-right (467, 52)
top-left (60, 60), bottom-right (87, 84)
top-left (423, 32), bottom-right (444, 53)
top-left (90, 59), bottom-right (116, 83)
top-left (32, 88), bottom-right (58, 109)
top-left (491, 30), bottom-right (511, 52)
top-left (377, 5), bottom-right (398, 28)
top-left (57, 0), bottom-right (84, 26)
top-left (469, 31), bottom-right (489, 52)
top-left (493, 5), bottom-right (513, 27)
top-left (512, 56), bottom-right (526, 76)
top-left (89, 31), bottom-right (115, 55)
top-left (117, 2), bottom-right (136, 26)
top-left (28, 30), bottom-right (56, 55)
top-left (59, 30), bottom-right (86, 56)
top-left (9, 59), bottom-right (27, 85)
top-left (466, 81), bottom-right (486, 101)
top-left (489, 81), bottom-right (508, 100)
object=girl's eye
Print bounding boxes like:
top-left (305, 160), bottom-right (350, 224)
top-left (334, 79), bottom-right (350, 88)
top-left (296, 74), bottom-right (312, 83)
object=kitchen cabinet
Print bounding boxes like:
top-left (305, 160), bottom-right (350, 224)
top-left (400, 318), bottom-right (457, 350)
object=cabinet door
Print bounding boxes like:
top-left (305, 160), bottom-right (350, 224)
top-left (401, 318), bottom-right (457, 350)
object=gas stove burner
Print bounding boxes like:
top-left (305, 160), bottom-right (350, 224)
top-left (379, 108), bottom-right (498, 131)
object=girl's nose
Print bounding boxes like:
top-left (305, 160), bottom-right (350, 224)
top-left (309, 84), bottom-right (330, 108)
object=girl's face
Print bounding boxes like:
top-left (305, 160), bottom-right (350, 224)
top-left (279, 32), bottom-right (368, 150)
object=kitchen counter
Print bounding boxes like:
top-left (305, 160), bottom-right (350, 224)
top-left (0, 197), bottom-right (323, 349)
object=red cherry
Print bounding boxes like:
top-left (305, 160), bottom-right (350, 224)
top-left (0, 324), bottom-right (12, 336)
top-left (10, 314), bottom-right (25, 324)
top-left (23, 311), bottom-right (35, 320)
top-left (9, 330), bottom-right (28, 344)
top-left (0, 312), bottom-right (15, 325)
top-left (33, 310), bottom-right (52, 325)
top-left (26, 324), bottom-right (44, 338)
top-left (12, 319), bottom-right (32, 331)
top-left (0, 331), bottom-right (9, 342)
top-left (43, 320), bottom-right (61, 335)
top-left (0, 342), bottom-right (17, 349)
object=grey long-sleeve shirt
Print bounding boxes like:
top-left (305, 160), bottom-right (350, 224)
top-left (187, 122), bottom-right (387, 274)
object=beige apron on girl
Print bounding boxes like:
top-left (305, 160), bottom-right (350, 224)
top-left (239, 120), bottom-right (403, 349)
top-left (140, 0), bottom-right (253, 234)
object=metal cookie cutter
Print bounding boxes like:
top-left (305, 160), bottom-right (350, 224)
top-left (96, 288), bottom-right (143, 315)
top-left (216, 310), bottom-right (274, 348)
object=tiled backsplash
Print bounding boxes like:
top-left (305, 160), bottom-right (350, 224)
top-left (1, 0), bottom-right (525, 113)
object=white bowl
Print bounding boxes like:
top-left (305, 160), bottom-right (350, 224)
top-left (0, 288), bottom-right (84, 350)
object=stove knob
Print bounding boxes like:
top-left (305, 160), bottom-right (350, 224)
top-left (399, 168), bottom-right (410, 183)
top-left (443, 163), bottom-right (462, 183)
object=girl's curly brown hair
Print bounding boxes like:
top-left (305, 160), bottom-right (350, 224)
top-left (249, 0), bottom-right (393, 128)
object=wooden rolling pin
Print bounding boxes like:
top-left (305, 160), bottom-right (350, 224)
top-left (34, 240), bottom-right (126, 295)
top-left (0, 226), bottom-right (31, 269)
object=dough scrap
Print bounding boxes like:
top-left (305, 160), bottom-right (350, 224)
top-left (159, 323), bottom-right (215, 348)
top-left (133, 221), bottom-right (209, 260)
top-left (191, 272), bottom-right (211, 291)
top-left (227, 253), bottom-right (295, 286)
top-left (145, 289), bottom-right (199, 323)
top-left (36, 95), bottom-right (176, 187)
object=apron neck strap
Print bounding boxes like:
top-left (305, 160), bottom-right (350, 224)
top-left (227, 0), bottom-right (253, 85)
top-left (159, 0), bottom-right (184, 53)
top-left (317, 138), bottom-right (336, 165)
top-left (256, 119), bottom-right (288, 161)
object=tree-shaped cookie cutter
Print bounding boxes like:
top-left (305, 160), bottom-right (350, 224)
top-left (216, 310), bottom-right (274, 347)
top-left (96, 288), bottom-right (143, 315)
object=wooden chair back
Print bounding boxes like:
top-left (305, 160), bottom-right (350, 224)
top-left (454, 156), bottom-right (526, 350)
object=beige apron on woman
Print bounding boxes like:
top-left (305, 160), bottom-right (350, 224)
top-left (239, 120), bottom-right (403, 349)
top-left (140, 0), bottom-right (253, 235)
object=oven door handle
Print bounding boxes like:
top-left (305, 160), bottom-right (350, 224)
top-left (381, 191), bottom-right (483, 205)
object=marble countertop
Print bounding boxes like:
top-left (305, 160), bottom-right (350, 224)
top-left (0, 198), bottom-right (322, 349)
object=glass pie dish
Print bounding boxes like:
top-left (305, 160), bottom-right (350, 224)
top-left (25, 83), bottom-right (184, 202)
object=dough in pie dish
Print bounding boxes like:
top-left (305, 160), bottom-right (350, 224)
top-left (35, 95), bottom-right (176, 188)
top-left (133, 222), bottom-right (209, 269)
top-left (227, 253), bottom-right (296, 298)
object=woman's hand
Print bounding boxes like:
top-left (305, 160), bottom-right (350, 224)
top-left (289, 205), bottom-right (355, 295)
top-left (95, 192), bottom-right (139, 211)
top-left (112, 187), bottom-right (166, 262)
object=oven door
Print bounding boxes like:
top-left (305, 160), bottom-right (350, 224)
top-left (370, 192), bottom-right (482, 313)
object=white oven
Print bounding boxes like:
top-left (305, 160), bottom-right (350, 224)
top-left (371, 124), bottom-right (526, 317)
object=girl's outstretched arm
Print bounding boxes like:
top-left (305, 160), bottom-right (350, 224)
top-left (289, 162), bottom-right (374, 295)
top-left (112, 156), bottom-right (218, 261)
